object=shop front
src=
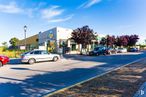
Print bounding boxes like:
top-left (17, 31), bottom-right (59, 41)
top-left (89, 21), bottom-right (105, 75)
top-left (38, 27), bottom-right (73, 53)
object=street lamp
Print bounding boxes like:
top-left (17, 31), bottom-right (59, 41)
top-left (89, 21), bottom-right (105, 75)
top-left (24, 25), bottom-right (27, 50)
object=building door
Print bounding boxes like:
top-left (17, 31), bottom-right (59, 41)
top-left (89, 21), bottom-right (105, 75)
top-left (71, 44), bottom-right (76, 51)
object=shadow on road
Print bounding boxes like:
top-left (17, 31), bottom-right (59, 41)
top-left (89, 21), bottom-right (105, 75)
top-left (8, 58), bottom-right (22, 65)
top-left (0, 64), bottom-right (108, 97)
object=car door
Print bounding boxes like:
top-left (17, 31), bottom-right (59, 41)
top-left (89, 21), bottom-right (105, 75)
top-left (40, 51), bottom-right (52, 61)
top-left (32, 51), bottom-right (43, 62)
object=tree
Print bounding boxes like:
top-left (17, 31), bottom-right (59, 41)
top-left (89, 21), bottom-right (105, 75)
top-left (71, 25), bottom-right (95, 54)
top-left (2, 42), bottom-right (8, 51)
top-left (115, 35), bottom-right (139, 47)
top-left (128, 35), bottom-right (139, 46)
top-left (107, 35), bottom-right (116, 47)
top-left (100, 37), bottom-right (107, 46)
top-left (9, 37), bottom-right (19, 49)
top-left (2, 42), bottom-right (7, 47)
top-left (115, 36), bottom-right (128, 47)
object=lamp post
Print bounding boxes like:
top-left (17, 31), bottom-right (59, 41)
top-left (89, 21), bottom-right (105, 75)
top-left (24, 25), bottom-right (27, 50)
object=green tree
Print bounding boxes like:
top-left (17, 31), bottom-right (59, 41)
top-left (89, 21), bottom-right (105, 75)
top-left (9, 37), bottom-right (19, 49)
top-left (2, 42), bottom-right (7, 47)
top-left (71, 25), bottom-right (95, 54)
top-left (2, 42), bottom-right (8, 51)
top-left (100, 37), bottom-right (107, 46)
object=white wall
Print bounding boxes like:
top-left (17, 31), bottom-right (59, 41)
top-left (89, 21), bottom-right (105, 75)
top-left (56, 27), bottom-right (73, 41)
top-left (39, 27), bottom-right (73, 45)
top-left (38, 27), bottom-right (73, 52)
top-left (56, 27), bottom-right (73, 52)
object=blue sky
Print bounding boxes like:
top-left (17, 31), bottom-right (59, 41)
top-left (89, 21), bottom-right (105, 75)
top-left (0, 0), bottom-right (146, 45)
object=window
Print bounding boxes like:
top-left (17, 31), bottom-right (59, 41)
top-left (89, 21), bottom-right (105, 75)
top-left (30, 51), bottom-right (34, 54)
top-left (41, 51), bottom-right (48, 54)
top-left (33, 51), bottom-right (42, 55)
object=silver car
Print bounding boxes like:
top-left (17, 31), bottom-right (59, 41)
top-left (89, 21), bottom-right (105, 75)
top-left (116, 48), bottom-right (127, 53)
top-left (21, 50), bottom-right (60, 64)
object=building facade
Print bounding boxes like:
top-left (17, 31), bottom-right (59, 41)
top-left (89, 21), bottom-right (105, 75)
top-left (38, 27), bottom-right (79, 53)
top-left (18, 34), bottom-right (38, 50)
top-left (18, 27), bottom-right (103, 53)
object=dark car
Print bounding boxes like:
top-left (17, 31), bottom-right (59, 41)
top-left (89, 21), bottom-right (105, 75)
top-left (89, 47), bottom-right (108, 56)
top-left (129, 48), bottom-right (139, 52)
top-left (0, 55), bottom-right (9, 67)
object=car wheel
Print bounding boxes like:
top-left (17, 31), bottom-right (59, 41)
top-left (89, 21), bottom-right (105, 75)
top-left (53, 56), bottom-right (58, 62)
top-left (28, 58), bottom-right (36, 64)
top-left (0, 61), bottom-right (3, 67)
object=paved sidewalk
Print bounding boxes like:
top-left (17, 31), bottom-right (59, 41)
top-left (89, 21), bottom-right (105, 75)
top-left (134, 82), bottom-right (146, 97)
top-left (48, 57), bottom-right (146, 97)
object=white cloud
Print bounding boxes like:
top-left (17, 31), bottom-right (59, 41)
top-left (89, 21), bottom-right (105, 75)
top-left (79, 0), bottom-right (102, 8)
top-left (41, 6), bottom-right (64, 20)
top-left (0, 2), bottom-right (42, 18)
top-left (0, 2), bottom-right (22, 14)
top-left (0, 2), bottom-right (73, 22)
top-left (49, 14), bottom-right (74, 22)
top-left (41, 6), bottom-right (73, 23)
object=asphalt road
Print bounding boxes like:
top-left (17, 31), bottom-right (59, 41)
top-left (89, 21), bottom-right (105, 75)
top-left (0, 52), bottom-right (145, 97)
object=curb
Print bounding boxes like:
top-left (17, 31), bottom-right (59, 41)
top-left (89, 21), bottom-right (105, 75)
top-left (44, 57), bottom-right (146, 97)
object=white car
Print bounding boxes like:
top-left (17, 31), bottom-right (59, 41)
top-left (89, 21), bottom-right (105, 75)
top-left (117, 48), bottom-right (127, 53)
top-left (21, 50), bottom-right (60, 64)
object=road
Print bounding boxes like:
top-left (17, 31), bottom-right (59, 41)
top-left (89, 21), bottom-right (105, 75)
top-left (0, 52), bottom-right (145, 97)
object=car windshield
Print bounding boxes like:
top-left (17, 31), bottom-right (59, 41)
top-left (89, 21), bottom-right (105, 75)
top-left (23, 51), bottom-right (30, 55)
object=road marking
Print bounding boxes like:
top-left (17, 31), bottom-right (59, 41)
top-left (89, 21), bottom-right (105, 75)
top-left (44, 57), bottom-right (146, 97)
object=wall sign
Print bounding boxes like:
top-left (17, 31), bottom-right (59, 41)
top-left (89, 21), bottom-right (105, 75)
top-left (49, 31), bottom-right (54, 39)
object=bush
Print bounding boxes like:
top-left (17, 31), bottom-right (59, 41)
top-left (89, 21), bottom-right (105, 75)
top-left (0, 48), bottom-right (27, 58)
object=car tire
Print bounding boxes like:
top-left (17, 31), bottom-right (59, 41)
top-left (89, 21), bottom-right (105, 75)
top-left (28, 58), bottom-right (36, 64)
top-left (53, 56), bottom-right (59, 62)
top-left (0, 61), bottom-right (3, 67)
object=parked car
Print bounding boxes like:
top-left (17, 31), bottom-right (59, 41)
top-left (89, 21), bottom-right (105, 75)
top-left (21, 50), bottom-right (60, 64)
top-left (89, 47), bottom-right (108, 56)
top-left (128, 48), bottom-right (139, 52)
top-left (0, 55), bottom-right (10, 67)
top-left (106, 47), bottom-right (117, 54)
top-left (117, 48), bottom-right (127, 53)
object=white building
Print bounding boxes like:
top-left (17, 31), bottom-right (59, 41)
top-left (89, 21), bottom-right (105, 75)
top-left (38, 27), bottom-right (74, 53)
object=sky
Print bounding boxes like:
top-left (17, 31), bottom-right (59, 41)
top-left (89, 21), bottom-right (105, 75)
top-left (0, 0), bottom-right (146, 46)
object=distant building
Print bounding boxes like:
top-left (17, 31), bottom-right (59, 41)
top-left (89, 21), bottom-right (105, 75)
top-left (18, 34), bottom-right (38, 50)
top-left (38, 27), bottom-right (76, 52)
top-left (18, 26), bottom-right (101, 53)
